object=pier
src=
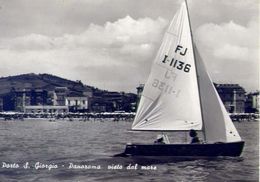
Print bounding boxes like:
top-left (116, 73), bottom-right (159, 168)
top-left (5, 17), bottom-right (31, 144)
top-left (229, 113), bottom-right (259, 122)
top-left (0, 112), bottom-right (258, 122)
top-left (0, 112), bottom-right (136, 122)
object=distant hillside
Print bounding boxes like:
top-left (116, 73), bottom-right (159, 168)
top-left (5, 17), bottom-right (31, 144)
top-left (0, 73), bottom-right (137, 112)
top-left (0, 73), bottom-right (97, 96)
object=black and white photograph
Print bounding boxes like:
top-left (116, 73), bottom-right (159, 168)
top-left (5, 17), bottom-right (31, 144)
top-left (0, 0), bottom-right (259, 181)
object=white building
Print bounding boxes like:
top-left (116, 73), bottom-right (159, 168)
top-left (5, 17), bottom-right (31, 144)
top-left (24, 105), bottom-right (68, 114)
top-left (252, 92), bottom-right (260, 111)
top-left (65, 96), bottom-right (88, 111)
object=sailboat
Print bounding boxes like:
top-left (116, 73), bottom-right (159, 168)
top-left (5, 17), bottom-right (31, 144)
top-left (116, 0), bottom-right (244, 157)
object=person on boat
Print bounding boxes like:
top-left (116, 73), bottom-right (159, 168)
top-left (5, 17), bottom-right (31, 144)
top-left (154, 134), bottom-right (165, 144)
top-left (189, 129), bottom-right (201, 144)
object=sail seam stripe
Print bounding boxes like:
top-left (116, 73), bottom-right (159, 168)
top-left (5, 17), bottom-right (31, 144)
top-left (165, 31), bottom-right (179, 37)
top-left (155, 62), bottom-right (179, 72)
top-left (140, 95), bottom-right (155, 102)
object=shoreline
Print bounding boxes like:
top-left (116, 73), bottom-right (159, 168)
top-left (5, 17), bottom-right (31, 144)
top-left (0, 112), bottom-right (258, 122)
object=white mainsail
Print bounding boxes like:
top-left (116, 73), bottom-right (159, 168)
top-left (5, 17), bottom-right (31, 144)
top-left (132, 2), bottom-right (202, 131)
top-left (132, 1), bottom-right (242, 143)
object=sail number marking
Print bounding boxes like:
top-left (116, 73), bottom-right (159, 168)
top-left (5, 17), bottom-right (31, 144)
top-left (161, 45), bottom-right (191, 73)
top-left (152, 79), bottom-right (180, 96)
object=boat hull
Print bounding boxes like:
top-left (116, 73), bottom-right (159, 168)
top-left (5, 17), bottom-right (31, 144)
top-left (119, 141), bottom-right (244, 157)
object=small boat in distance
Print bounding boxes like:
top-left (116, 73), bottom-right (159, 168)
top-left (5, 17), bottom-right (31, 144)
top-left (116, 0), bottom-right (244, 157)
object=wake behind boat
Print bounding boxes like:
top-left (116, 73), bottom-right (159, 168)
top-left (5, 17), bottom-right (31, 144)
top-left (116, 0), bottom-right (244, 157)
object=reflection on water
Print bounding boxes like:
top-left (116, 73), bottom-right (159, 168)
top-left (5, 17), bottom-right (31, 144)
top-left (0, 119), bottom-right (258, 182)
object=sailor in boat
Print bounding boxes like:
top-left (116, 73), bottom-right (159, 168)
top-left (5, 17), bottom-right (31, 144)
top-left (189, 129), bottom-right (201, 144)
top-left (154, 134), bottom-right (170, 144)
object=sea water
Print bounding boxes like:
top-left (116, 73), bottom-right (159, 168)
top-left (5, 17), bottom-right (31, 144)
top-left (0, 119), bottom-right (258, 182)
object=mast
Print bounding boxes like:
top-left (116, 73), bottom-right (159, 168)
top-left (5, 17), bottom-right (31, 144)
top-left (184, 0), bottom-right (207, 141)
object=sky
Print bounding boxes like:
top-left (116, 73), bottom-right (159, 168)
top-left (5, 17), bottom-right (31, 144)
top-left (0, 0), bottom-right (259, 93)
